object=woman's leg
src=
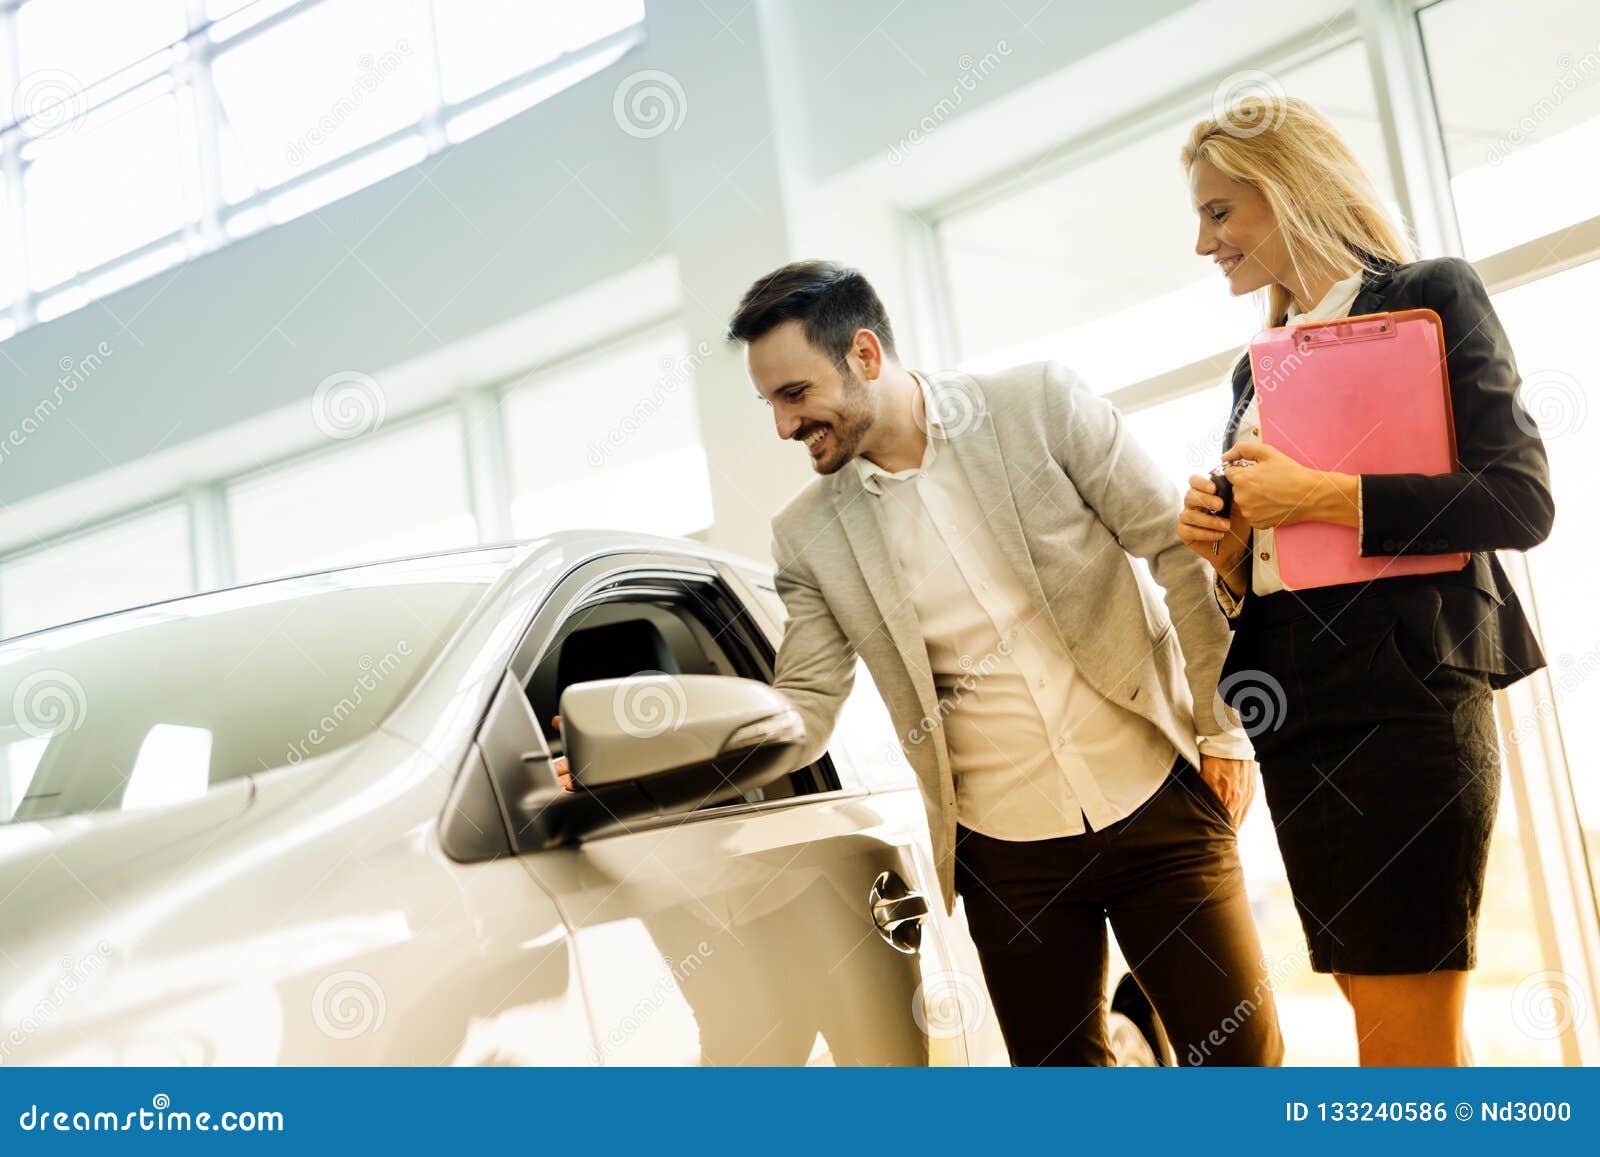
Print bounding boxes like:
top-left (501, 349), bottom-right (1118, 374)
top-left (1340, 971), bottom-right (1471, 1066)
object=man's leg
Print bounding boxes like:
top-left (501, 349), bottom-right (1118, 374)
top-left (953, 824), bottom-right (1113, 1066)
top-left (1100, 761), bottom-right (1286, 1066)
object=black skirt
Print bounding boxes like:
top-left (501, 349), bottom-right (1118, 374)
top-left (1226, 584), bottom-right (1502, 975)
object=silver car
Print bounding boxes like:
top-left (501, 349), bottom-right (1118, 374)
top-left (0, 532), bottom-right (1167, 1066)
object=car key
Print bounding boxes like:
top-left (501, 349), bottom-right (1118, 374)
top-left (1205, 461), bottom-right (1253, 555)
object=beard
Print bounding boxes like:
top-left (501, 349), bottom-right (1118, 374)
top-left (805, 364), bottom-right (876, 475)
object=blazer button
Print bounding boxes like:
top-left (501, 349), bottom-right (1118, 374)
top-left (1250, 426), bottom-right (1260, 436)
top-left (1260, 551), bottom-right (1270, 561)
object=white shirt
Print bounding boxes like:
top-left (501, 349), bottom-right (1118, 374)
top-left (854, 373), bottom-right (1187, 841)
top-left (1217, 272), bottom-right (1366, 616)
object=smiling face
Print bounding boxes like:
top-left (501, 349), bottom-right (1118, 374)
top-left (1188, 155), bottom-right (1293, 298)
top-left (746, 319), bottom-right (879, 475)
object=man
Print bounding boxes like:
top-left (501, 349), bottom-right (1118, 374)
top-left (727, 260), bottom-right (1283, 1066)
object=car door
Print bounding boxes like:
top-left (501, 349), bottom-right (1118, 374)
top-left (721, 562), bottom-right (1004, 1064)
top-left (501, 553), bottom-right (968, 1065)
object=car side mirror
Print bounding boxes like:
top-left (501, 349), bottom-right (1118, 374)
top-left (513, 674), bottom-right (805, 848)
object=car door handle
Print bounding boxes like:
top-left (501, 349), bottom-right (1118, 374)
top-left (869, 870), bottom-right (928, 954)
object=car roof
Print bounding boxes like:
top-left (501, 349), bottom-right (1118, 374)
top-left (0, 530), bottom-right (773, 648)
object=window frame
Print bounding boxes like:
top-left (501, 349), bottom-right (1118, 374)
top-left (0, 0), bottom-right (646, 334)
top-left (924, 17), bottom-right (1371, 387)
top-left (220, 402), bottom-right (479, 585)
top-left (0, 314), bottom-right (694, 639)
top-left (0, 496), bottom-right (195, 640)
top-left (912, 0), bottom-right (1600, 1062)
top-left (496, 318), bottom-right (716, 544)
top-left (497, 552), bottom-right (853, 849)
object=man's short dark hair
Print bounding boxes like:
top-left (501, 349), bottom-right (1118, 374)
top-left (725, 260), bottom-right (897, 361)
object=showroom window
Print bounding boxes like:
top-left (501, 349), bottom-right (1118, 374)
top-left (0, 316), bottom-right (704, 637)
top-left (1491, 261), bottom-right (1600, 909)
top-left (929, 4), bottom-right (1593, 1064)
top-left (0, 0), bottom-right (645, 333)
top-left (0, 502), bottom-right (193, 639)
top-left (1419, 0), bottom-right (1600, 258)
top-left (501, 327), bottom-right (715, 541)
top-left (936, 40), bottom-right (1395, 389)
top-left (225, 408), bottom-right (477, 583)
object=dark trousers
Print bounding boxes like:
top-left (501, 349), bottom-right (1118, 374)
top-left (953, 756), bottom-right (1285, 1067)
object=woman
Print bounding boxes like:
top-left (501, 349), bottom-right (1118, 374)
top-left (1174, 97), bottom-right (1554, 1066)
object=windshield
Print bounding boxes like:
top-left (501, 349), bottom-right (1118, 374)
top-left (0, 555), bottom-right (505, 824)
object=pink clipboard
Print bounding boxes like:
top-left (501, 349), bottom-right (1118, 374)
top-left (1249, 309), bottom-right (1469, 590)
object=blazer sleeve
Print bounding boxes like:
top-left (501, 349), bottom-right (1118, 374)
top-left (769, 521), bottom-right (856, 770)
top-left (1214, 557), bottom-right (1248, 626)
top-left (1357, 258), bottom-right (1555, 556)
top-left (1041, 361), bottom-right (1253, 759)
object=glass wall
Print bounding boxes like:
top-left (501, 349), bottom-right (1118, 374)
top-left (935, 0), bottom-right (1597, 1064)
top-left (225, 411), bottom-right (477, 583)
top-left (938, 42), bottom-right (1393, 390)
top-left (0, 321), bottom-right (712, 637)
top-left (0, 504), bottom-right (193, 638)
top-left (0, 0), bottom-right (644, 330)
top-left (502, 329), bottom-right (715, 541)
top-left (1421, 0), bottom-right (1600, 975)
top-left (1419, 0), bottom-right (1600, 258)
top-left (1492, 262), bottom-right (1600, 907)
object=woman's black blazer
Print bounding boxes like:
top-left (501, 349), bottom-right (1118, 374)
top-left (1219, 256), bottom-right (1555, 690)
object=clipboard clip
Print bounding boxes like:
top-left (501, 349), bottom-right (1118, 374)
top-left (1294, 316), bottom-right (1396, 355)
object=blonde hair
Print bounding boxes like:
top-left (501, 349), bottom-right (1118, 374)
top-left (1181, 96), bottom-right (1416, 326)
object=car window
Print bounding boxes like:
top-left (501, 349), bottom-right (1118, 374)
top-left (0, 563), bottom-right (495, 824)
top-left (526, 572), bottom-right (837, 806)
top-left (744, 574), bottom-right (917, 793)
